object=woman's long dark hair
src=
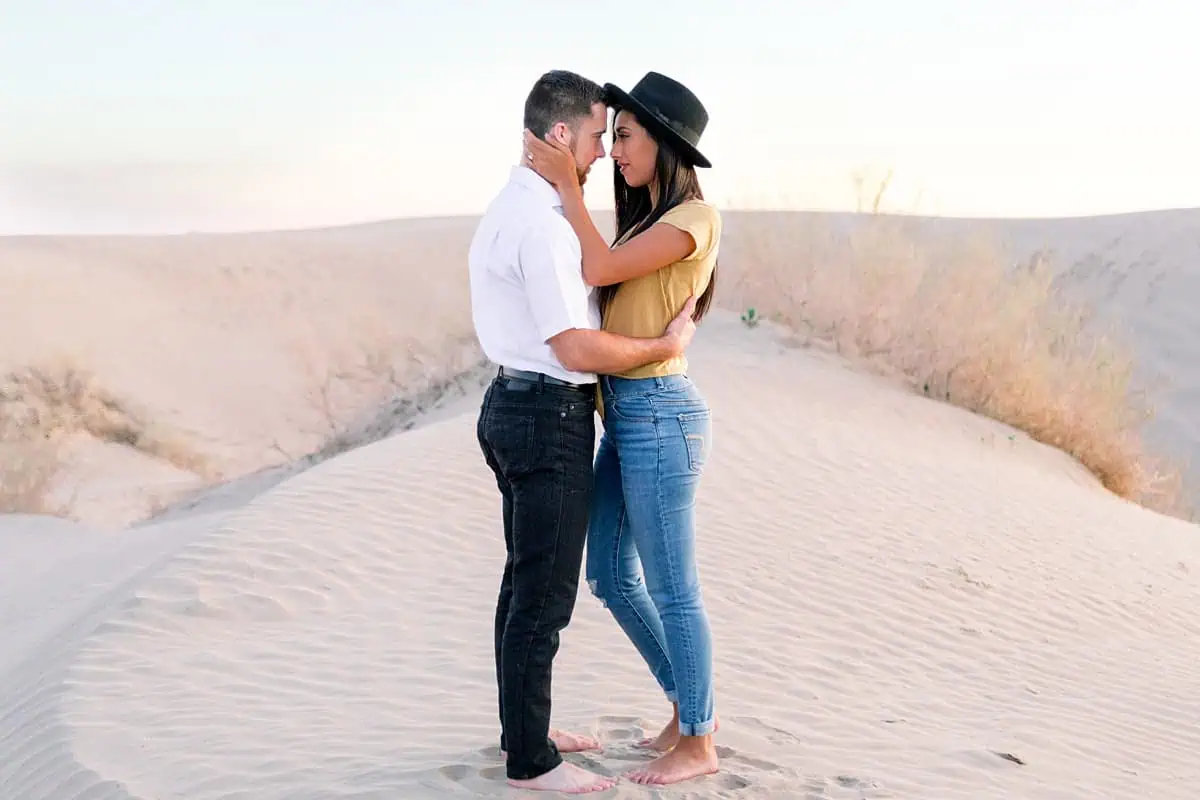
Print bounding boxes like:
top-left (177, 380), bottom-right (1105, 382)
top-left (600, 107), bottom-right (718, 322)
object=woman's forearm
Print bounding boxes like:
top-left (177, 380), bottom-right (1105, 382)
top-left (559, 185), bottom-right (612, 283)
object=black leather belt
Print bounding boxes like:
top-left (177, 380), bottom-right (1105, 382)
top-left (497, 366), bottom-right (595, 391)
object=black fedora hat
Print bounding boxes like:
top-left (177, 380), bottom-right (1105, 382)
top-left (603, 72), bottom-right (712, 168)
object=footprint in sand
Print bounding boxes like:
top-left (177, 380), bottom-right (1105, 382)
top-left (710, 772), bottom-right (754, 791)
top-left (717, 745), bottom-right (785, 773)
top-left (437, 763), bottom-right (473, 782)
top-left (478, 765), bottom-right (506, 781)
top-left (596, 713), bottom-right (645, 743)
top-left (800, 774), bottom-right (888, 798)
top-left (475, 744), bottom-right (503, 760)
top-left (728, 714), bottom-right (805, 745)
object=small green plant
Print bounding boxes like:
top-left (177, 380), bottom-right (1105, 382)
top-left (741, 307), bottom-right (760, 328)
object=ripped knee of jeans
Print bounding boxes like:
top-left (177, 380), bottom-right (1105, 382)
top-left (586, 578), bottom-right (609, 608)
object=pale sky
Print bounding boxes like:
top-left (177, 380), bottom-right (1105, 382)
top-left (2, 0), bottom-right (1198, 234)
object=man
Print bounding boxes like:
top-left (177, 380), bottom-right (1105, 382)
top-left (468, 69), bottom-right (698, 794)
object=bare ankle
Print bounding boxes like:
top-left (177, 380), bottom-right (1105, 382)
top-left (676, 733), bottom-right (715, 754)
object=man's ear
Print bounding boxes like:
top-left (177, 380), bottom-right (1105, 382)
top-left (549, 121), bottom-right (571, 147)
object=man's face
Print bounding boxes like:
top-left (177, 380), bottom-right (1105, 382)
top-left (551, 103), bottom-right (608, 186)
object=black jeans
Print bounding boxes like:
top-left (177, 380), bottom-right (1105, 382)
top-left (476, 372), bottom-right (596, 781)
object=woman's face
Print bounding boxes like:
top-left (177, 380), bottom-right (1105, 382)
top-left (610, 110), bottom-right (658, 188)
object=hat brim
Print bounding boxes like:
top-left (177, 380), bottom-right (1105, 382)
top-left (603, 83), bottom-right (712, 169)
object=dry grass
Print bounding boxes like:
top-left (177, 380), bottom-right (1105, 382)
top-left (718, 211), bottom-right (1189, 519)
top-left (0, 361), bottom-right (211, 515)
top-left (0, 439), bottom-right (64, 515)
top-left (305, 339), bottom-right (492, 465)
top-left (273, 318), bottom-right (490, 466)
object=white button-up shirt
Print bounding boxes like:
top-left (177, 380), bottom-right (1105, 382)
top-left (468, 165), bottom-right (601, 384)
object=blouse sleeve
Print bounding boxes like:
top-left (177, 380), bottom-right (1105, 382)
top-left (657, 201), bottom-right (720, 261)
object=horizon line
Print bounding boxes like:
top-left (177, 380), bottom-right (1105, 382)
top-left (4, 203), bottom-right (1200, 240)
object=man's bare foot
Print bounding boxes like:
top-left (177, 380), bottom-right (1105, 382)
top-left (549, 728), bottom-right (602, 753)
top-left (638, 707), bottom-right (719, 753)
top-left (508, 762), bottom-right (617, 794)
top-left (500, 728), bottom-right (600, 758)
top-left (627, 735), bottom-right (718, 786)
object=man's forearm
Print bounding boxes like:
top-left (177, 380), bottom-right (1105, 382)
top-left (561, 329), bottom-right (677, 375)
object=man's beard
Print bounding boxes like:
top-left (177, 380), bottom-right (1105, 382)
top-left (568, 132), bottom-right (589, 188)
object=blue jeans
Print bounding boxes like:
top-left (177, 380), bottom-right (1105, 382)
top-left (585, 373), bottom-right (716, 736)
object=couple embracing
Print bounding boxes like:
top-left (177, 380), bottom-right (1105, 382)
top-left (468, 68), bottom-right (721, 794)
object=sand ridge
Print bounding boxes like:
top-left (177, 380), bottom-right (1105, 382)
top-left (4, 209), bottom-right (1198, 527)
top-left (3, 318), bottom-right (1199, 798)
top-left (3, 208), bottom-right (1200, 797)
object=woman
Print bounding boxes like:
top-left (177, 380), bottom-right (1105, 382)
top-left (522, 70), bottom-right (721, 787)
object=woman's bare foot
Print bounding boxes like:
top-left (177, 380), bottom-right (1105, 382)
top-left (638, 710), bottom-right (680, 753)
top-left (500, 728), bottom-right (601, 758)
top-left (627, 734), bottom-right (718, 786)
top-left (508, 762), bottom-right (617, 794)
top-left (638, 706), bottom-right (719, 753)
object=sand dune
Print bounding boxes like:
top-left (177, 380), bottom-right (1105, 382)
top-left (0, 218), bottom-right (487, 526)
top-left (3, 210), bottom-right (1200, 798)
top-left (4, 209), bottom-right (1197, 523)
top-left (3, 316), bottom-right (1200, 798)
top-left (914, 209), bottom-right (1200, 473)
top-left (0, 218), bottom-right (481, 465)
top-left (717, 208), bottom-right (1200, 480)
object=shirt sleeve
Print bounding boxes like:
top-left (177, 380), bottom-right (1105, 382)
top-left (517, 215), bottom-right (596, 342)
top-left (657, 201), bottom-right (721, 261)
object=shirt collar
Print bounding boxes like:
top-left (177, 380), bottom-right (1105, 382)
top-left (510, 165), bottom-right (563, 208)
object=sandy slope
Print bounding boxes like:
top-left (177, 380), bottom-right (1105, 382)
top-left (0, 218), bottom-right (485, 526)
top-left (926, 208), bottom-right (1200, 473)
top-left (4, 208), bottom-right (1197, 530)
top-left (0, 222), bottom-right (480, 417)
top-left (3, 316), bottom-right (1199, 799)
top-left (715, 208), bottom-right (1200, 478)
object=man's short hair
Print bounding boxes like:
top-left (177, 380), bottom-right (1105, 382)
top-left (523, 70), bottom-right (607, 139)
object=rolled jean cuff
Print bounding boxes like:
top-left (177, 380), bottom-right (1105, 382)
top-left (665, 689), bottom-right (679, 703)
top-left (678, 718), bottom-right (716, 736)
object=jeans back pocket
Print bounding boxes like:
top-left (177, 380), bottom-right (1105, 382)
top-left (676, 410), bottom-right (712, 474)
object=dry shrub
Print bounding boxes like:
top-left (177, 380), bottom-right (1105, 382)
top-left (275, 317), bottom-right (490, 464)
top-left (720, 212), bottom-right (1186, 517)
top-left (0, 362), bottom-right (211, 514)
top-left (306, 338), bottom-right (492, 464)
top-left (0, 438), bottom-right (64, 515)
